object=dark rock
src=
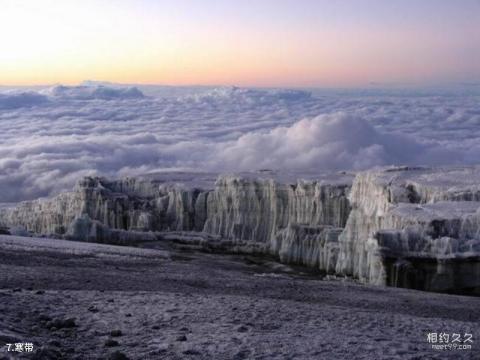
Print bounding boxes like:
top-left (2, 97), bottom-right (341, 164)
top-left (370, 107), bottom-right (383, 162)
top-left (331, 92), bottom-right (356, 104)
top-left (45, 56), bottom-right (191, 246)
top-left (47, 318), bottom-right (76, 330)
top-left (39, 315), bottom-right (51, 322)
top-left (48, 340), bottom-right (61, 347)
top-left (66, 318), bottom-right (76, 327)
top-left (182, 349), bottom-right (201, 355)
top-left (59, 318), bottom-right (76, 328)
top-left (260, 324), bottom-right (281, 330)
top-left (109, 351), bottom-right (130, 360)
top-left (0, 227), bottom-right (10, 235)
top-left (31, 325), bottom-right (40, 332)
top-left (88, 305), bottom-right (99, 313)
top-left (176, 335), bottom-right (187, 342)
top-left (125, 313), bottom-right (132, 317)
top-left (35, 290), bottom-right (45, 295)
top-left (233, 350), bottom-right (251, 359)
top-left (105, 339), bottom-right (119, 347)
top-left (151, 325), bottom-right (160, 330)
top-left (12, 288), bottom-right (22, 292)
top-left (236, 325), bottom-right (249, 333)
top-left (110, 329), bottom-right (123, 337)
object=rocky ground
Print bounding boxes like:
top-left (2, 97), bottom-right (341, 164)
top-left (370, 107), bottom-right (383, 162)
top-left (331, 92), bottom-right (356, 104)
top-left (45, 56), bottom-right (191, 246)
top-left (0, 235), bottom-right (478, 360)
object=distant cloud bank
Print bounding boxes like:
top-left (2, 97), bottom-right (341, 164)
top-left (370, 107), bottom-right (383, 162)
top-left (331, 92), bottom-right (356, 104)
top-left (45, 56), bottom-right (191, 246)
top-left (0, 84), bottom-right (479, 202)
top-left (44, 85), bottom-right (145, 100)
top-left (0, 92), bottom-right (49, 110)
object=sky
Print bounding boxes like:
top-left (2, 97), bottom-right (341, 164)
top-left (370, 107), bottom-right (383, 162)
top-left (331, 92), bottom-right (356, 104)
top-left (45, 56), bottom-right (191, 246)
top-left (1, 0), bottom-right (480, 87)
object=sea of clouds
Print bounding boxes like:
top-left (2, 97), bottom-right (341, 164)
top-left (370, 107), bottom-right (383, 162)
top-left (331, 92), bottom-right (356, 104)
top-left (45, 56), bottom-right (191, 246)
top-left (1, 83), bottom-right (480, 202)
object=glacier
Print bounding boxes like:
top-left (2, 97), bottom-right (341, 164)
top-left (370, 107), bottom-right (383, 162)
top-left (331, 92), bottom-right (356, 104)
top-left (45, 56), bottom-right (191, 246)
top-left (1, 166), bottom-right (479, 294)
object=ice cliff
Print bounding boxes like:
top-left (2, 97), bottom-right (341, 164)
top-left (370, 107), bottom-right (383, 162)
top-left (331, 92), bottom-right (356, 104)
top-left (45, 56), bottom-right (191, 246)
top-left (1, 167), bottom-right (479, 294)
top-left (336, 166), bottom-right (480, 293)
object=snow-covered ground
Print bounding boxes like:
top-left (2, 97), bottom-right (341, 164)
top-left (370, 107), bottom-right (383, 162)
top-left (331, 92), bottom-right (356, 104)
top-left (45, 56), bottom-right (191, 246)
top-left (0, 235), bottom-right (478, 359)
top-left (1, 84), bottom-right (480, 203)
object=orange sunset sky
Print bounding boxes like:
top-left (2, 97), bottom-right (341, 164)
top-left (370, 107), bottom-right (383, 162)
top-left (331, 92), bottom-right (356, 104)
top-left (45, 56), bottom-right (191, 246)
top-left (1, 0), bottom-right (479, 87)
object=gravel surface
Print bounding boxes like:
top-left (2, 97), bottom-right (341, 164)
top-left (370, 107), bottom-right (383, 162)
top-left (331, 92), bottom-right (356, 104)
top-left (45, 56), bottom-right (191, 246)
top-left (0, 236), bottom-right (478, 359)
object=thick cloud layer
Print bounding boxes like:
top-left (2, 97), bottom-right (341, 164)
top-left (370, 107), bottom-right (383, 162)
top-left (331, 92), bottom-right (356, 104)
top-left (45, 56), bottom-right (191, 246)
top-left (212, 113), bottom-right (462, 171)
top-left (0, 92), bottom-right (49, 110)
top-left (45, 85), bottom-right (145, 100)
top-left (1, 84), bottom-right (479, 202)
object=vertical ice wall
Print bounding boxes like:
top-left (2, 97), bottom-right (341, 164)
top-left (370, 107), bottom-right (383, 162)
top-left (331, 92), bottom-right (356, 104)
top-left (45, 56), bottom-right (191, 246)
top-left (335, 167), bottom-right (480, 292)
top-left (0, 172), bottom-right (352, 273)
top-left (1, 167), bottom-right (479, 293)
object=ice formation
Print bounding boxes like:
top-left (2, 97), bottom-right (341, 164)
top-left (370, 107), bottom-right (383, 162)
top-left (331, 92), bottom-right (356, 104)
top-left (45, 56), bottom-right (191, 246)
top-left (1, 167), bottom-right (479, 293)
top-left (336, 166), bottom-right (480, 293)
